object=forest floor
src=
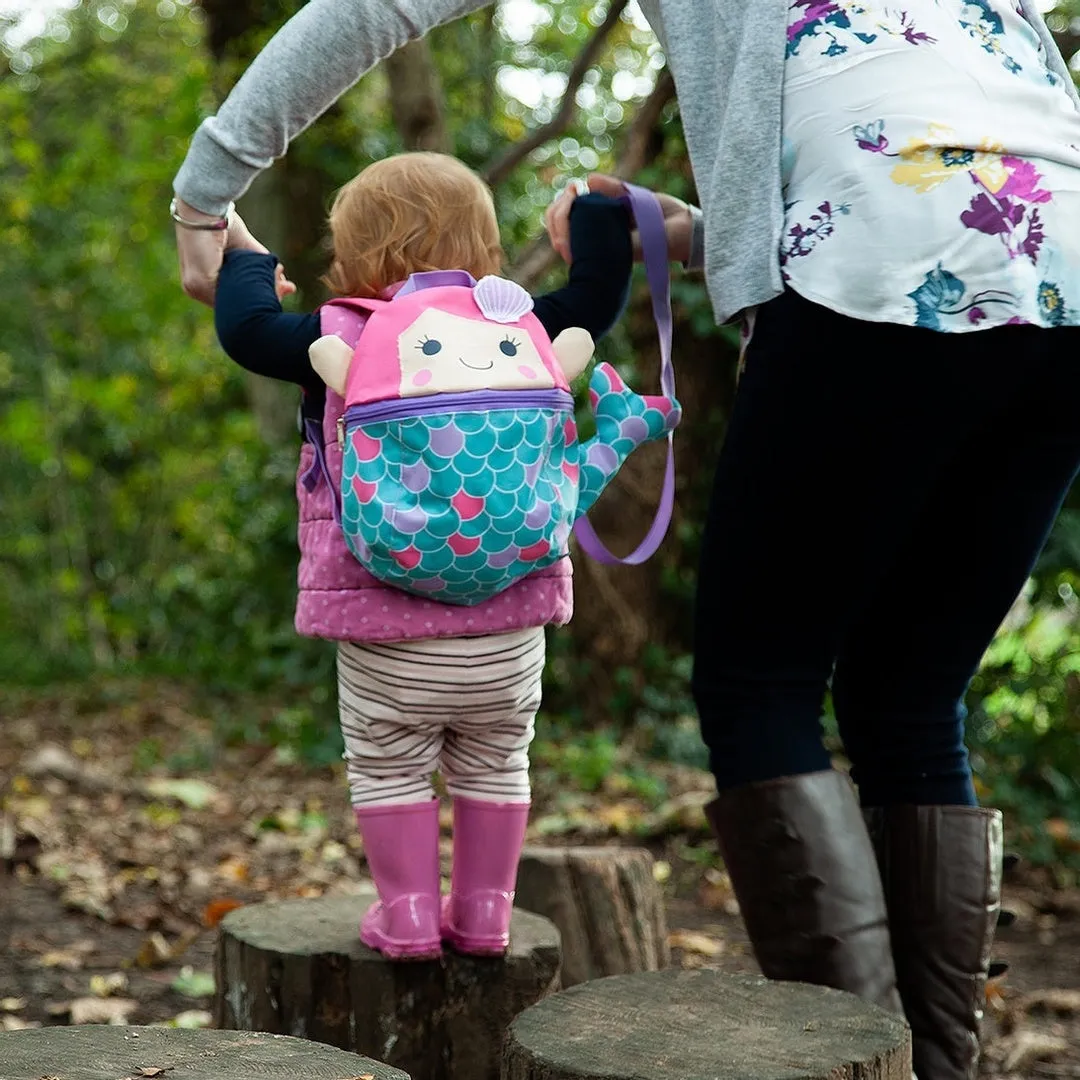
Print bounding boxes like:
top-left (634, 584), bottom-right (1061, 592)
top-left (1, 680), bottom-right (1078, 1078)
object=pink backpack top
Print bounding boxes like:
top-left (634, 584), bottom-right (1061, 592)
top-left (293, 284), bottom-right (573, 642)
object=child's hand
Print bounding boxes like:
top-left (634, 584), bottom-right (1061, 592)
top-left (544, 174), bottom-right (694, 265)
top-left (175, 201), bottom-right (271, 307)
top-left (274, 263), bottom-right (297, 300)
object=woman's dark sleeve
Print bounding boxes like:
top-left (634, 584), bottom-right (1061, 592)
top-left (213, 250), bottom-right (322, 387)
top-left (532, 193), bottom-right (633, 341)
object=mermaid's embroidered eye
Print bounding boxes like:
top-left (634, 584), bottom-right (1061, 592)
top-left (417, 336), bottom-right (442, 356)
top-left (499, 336), bottom-right (520, 357)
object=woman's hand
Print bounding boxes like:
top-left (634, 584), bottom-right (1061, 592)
top-left (544, 173), bottom-right (695, 265)
top-left (174, 197), bottom-right (269, 306)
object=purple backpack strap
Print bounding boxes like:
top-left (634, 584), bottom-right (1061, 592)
top-left (572, 182), bottom-right (677, 566)
top-left (396, 269), bottom-right (478, 295)
top-left (299, 300), bottom-right (373, 524)
top-left (300, 415), bottom-right (343, 524)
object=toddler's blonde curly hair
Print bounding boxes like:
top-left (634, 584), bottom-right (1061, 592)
top-left (323, 152), bottom-right (503, 298)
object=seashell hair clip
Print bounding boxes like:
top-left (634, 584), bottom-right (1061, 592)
top-left (473, 275), bottom-right (534, 324)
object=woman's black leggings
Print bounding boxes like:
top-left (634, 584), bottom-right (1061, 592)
top-left (692, 289), bottom-right (1080, 806)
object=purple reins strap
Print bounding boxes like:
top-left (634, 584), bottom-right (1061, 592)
top-left (301, 417), bottom-right (343, 525)
top-left (572, 181), bottom-right (677, 566)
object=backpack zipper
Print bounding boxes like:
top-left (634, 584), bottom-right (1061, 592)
top-left (342, 388), bottom-right (572, 435)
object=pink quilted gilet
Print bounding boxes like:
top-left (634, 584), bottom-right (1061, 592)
top-left (293, 299), bottom-right (574, 643)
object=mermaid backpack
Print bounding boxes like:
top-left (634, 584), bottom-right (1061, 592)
top-left (308, 184), bottom-right (680, 607)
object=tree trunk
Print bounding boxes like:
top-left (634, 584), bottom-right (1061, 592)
top-left (514, 846), bottom-right (669, 987)
top-left (503, 970), bottom-right (912, 1080)
top-left (0, 1026), bottom-right (407, 1080)
top-left (235, 165), bottom-right (305, 443)
top-left (385, 38), bottom-right (450, 152)
top-left (214, 893), bottom-right (561, 1080)
top-left (197, 1), bottom-right (329, 447)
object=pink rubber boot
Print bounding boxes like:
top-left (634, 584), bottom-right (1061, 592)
top-left (355, 800), bottom-right (442, 961)
top-left (441, 797), bottom-right (530, 956)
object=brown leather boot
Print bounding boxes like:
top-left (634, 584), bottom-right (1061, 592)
top-left (704, 769), bottom-right (903, 1013)
top-left (863, 806), bottom-right (1003, 1080)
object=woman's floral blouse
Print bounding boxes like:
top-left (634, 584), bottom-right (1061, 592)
top-left (781, 1), bottom-right (1080, 331)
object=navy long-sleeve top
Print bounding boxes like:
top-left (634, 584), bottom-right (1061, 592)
top-left (213, 193), bottom-right (633, 423)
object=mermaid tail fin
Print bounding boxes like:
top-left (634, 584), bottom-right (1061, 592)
top-left (576, 362), bottom-right (681, 518)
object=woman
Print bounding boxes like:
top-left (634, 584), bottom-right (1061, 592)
top-left (172, 3), bottom-right (1080, 1076)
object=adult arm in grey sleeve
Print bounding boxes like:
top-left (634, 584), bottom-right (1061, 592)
top-left (173, 0), bottom-right (493, 214)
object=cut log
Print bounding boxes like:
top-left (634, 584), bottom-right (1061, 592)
top-left (514, 845), bottom-right (669, 987)
top-left (215, 892), bottom-right (561, 1080)
top-left (0, 1025), bottom-right (407, 1079)
top-left (502, 969), bottom-right (911, 1080)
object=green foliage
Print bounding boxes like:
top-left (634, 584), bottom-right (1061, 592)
top-left (531, 714), bottom-right (669, 806)
top-left (0, 1), bottom-right (664, 690)
top-left (967, 570), bottom-right (1080, 868)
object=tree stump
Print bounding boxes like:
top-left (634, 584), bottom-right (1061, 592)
top-left (0, 1025), bottom-right (407, 1079)
top-left (502, 969), bottom-right (912, 1080)
top-left (215, 893), bottom-right (561, 1080)
top-left (514, 846), bottom-right (669, 987)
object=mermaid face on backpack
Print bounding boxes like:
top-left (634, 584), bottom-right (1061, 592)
top-left (310, 272), bottom-right (679, 607)
top-left (398, 305), bottom-right (556, 394)
top-left (312, 273), bottom-right (593, 403)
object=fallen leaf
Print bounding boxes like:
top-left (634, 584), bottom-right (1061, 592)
top-left (13, 796), bottom-right (50, 820)
top-left (134, 932), bottom-right (173, 969)
top-left (654, 792), bottom-right (710, 832)
top-left (89, 972), bottom-right (129, 998)
top-left (70, 737), bottom-right (94, 758)
top-left (21, 744), bottom-right (114, 793)
top-left (202, 898), bottom-right (244, 927)
top-left (996, 1029), bottom-right (1069, 1072)
top-left (38, 940), bottom-right (96, 971)
top-left (135, 1067), bottom-right (171, 1076)
top-left (142, 803), bottom-right (183, 829)
top-left (0, 1016), bottom-right (40, 1031)
top-left (652, 860), bottom-right (671, 884)
top-left (321, 840), bottom-right (347, 864)
top-left (0, 813), bottom-right (14, 860)
top-left (1044, 818), bottom-right (1077, 845)
top-left (49, 996), bottom-right (138, 1025)
top-left (22, 744), bottom-right (83, 782)
top-left (169, 1010), bottom-right (213, 1029)
top-left (158, 928), bottom-right (199, 965)
top-left (115, 898), bottom-right (167, 932)
top-left (667, 930), bottom-right (724, 957)
top-left (0, 998), bottom-right (26, 1012)
top-left (170, 966), bottom-right (215, 999)
top-left (214, 855), bottom-right (249, 884)
top-left (531, 813), bottom-right (575, 837)
top-left (593, 801), bottom-right (642, 834)
top-left (985, 977), bottom-right (1008, 1014)
top-left (698, 868), bottom-right (737, 914)
top-left (143, 778), bottom-right (218, 811)
top-left (1015, 988), bottom-right (1080, 1017)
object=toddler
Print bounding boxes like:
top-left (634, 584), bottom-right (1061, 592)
top-left (214, 152), bottom-right (655, 959)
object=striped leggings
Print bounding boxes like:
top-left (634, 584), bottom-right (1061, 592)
top-left (337, 627), bottom-right (545, 808)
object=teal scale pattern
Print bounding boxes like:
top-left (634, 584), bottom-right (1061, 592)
top-left (340, 405), bottom-right (579, 606)
top-left (338, 364), bottom-right (681, 607)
